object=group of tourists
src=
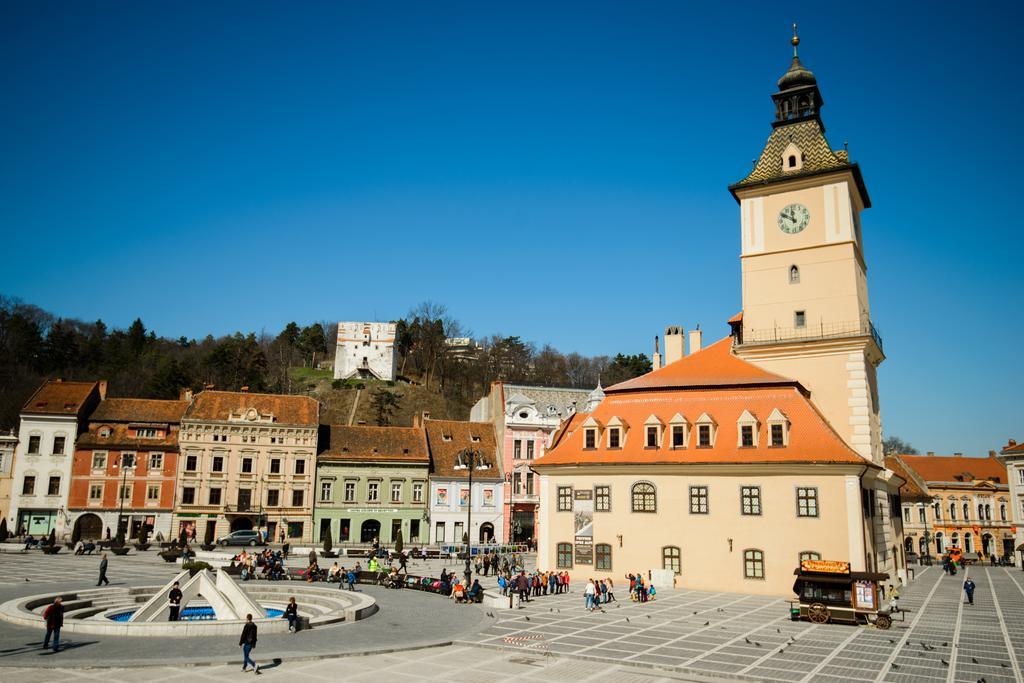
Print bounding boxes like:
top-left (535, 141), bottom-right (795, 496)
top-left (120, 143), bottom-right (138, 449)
top-left (497, 569), bottom-right (570, 600)
top-left (233, 549), bottom-right (288, 581)
top-left (625, 572), bottom-right (656, 603)
top-left (582, 577), bottom-right (617, 610)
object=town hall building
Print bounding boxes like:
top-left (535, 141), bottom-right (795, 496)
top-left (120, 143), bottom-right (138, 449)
top-left (533, 30), bottom-right (905, 596)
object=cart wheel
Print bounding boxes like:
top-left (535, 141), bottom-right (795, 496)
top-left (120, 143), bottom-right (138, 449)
top-left (807, 602), bottom-right (830, 624)
top-left (875, 614), bottom-right (892, 630)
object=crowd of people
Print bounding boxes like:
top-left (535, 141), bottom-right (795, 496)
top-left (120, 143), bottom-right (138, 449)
top-left (232, 548), bottom-right (288, 581)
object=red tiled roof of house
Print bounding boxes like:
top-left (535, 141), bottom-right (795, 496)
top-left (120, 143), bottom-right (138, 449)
top-left (605, 337), bottom-right (795, 393)
top-left (885, 455), bottom-right (930, 501)
top-left (897, 454), bottom-right (1007, 485)
top-left (77, 424), bottom-right (180, 450)
top-left (533, 385), bottom-right (865, 467)
top-left (424, 419), bottom-right (501, 480)
top-left (318, 425), bottom-right (429, 463)
top-left (1001, 439), bottom-right (1024, 455)
top-left (21, 379), bottom-right (101, 416)
top-left (728, 311), bottom-right (744, 324)
top-left (183, 390), bottom-right (319, 426)
top-left (89, 398), bottom-right (189, 424)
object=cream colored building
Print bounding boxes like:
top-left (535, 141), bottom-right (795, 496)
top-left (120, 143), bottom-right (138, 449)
top-left (174, 391), bottom-right (319, 544)
top-left (533, 31), bottom-right (906, 596)
top-left (0, 431), bottom-right (17, 531)
top-left (997, 439), bottom-right (1024, 563)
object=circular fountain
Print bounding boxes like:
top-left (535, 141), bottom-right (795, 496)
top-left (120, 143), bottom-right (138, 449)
top-left (0, 569), bottom-right (376, 637)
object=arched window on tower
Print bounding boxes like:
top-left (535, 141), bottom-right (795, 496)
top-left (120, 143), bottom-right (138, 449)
top-left (789, 265), bottom-right (800, 284)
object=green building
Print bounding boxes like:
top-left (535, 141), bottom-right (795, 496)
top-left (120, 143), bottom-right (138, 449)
top-left (314, 425), bottom-right (430, 545)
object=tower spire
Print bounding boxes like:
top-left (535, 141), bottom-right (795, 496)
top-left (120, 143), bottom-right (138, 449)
top-left (792, 22), bottom-right (799, 57)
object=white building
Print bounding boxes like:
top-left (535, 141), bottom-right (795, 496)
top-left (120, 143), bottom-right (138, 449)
top-left (333, 322), bottom-right (397, 381)
top-left (9, 379), bottom-right (104, 537)
top-left (423, 418), bottom-right (504, 546)
top-left (998, 439), bottom-right (1024, 564)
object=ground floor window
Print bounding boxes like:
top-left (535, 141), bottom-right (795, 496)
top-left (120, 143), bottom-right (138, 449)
top-left (338, 518), bottom-right (350, 542)
top-left (287, 521), bottom-right (304, 539)
top-left (557, 542), bottom-right (573, 568)
top-left (435, 521), bottom-right (445, 543)
top-left (744, 549), bottom-right (765, 579)
top-left (663, 546), bottom-right (681, 574)
top-left (595, 543), bottom-right (612, 570)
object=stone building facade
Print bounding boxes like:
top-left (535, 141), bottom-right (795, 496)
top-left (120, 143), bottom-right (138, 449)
top-left (0, 431), bottom-right (17, 532)
top-left (997, 439), bottom-right (1024, 563)
top-left (174, 391), bottom-right (319, 544)
top-left (333, 321), bottom-right (397, 381)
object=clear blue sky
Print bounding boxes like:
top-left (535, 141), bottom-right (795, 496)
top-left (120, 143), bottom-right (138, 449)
top-left (2, 2), bottom-right (1021, 455)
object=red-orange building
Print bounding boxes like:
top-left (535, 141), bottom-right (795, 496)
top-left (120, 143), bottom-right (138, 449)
top-left (68, 397), bottom-right (189, 541)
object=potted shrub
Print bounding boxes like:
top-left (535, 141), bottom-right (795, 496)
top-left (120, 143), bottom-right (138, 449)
top-left (200, 523), bottom-right (216, 552)
top-left (159, 548), bottom-right (182, 562)
top-left (42, 529), bottom-right (60, 554)
top-left (321, 527), bottom-right (336, 558)
top-left (182, 560), bottom-right (213, 577)
top-left (134, 526), bottom-right (151, 552)
top-left (0, 518), bottom-right (8, 542)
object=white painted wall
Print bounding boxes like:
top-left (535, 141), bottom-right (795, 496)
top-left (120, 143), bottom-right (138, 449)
top-left (9, 414), bottom-right (79, 537)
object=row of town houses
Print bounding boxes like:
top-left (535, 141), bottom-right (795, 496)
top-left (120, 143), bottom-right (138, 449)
top-left (0, 378), bottom-right (603, 548)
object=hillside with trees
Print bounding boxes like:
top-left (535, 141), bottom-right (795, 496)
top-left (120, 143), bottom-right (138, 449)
top-left (0, 296), bottom-right (652, 430)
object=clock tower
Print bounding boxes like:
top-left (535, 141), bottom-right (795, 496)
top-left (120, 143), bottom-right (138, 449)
top-left (729, 28), bottom-right (884, 467)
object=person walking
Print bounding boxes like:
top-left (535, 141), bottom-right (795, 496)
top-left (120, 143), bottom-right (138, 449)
top-left (963, 577), bottom-right (976, 606)
top-left (239, 613), bottom-right (259, 673)
top-left (42, 597), bottom-right (64, 652)
top-left (606, 577), bottom-right (616, 603)
top-left (97, 553), bottom-right (110, 586)
top-left (284, 597), bottom-right (298, 633)
top-left (168, 581), bottom-right (183, 621)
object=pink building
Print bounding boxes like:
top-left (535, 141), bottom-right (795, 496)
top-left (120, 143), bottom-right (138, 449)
top-left (471, 382), bottom-right (601, 544)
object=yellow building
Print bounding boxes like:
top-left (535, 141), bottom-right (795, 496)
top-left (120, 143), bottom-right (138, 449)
top-left (174, 391), bottom-right (319, 544)
top-left (533, 30), bottom-right (905, 595)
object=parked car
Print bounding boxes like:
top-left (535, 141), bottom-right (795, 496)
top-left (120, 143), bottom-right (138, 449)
top-left (217, 530), bottom-right (266, 547)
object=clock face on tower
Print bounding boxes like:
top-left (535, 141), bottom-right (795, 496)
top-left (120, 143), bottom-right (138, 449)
top-left (778, 203), bottom-right (810, 234)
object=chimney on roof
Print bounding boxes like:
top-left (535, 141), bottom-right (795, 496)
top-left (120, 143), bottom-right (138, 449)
top-left (205, 383), bottom-right (215, 390)
top-left (664, 326), bottom-right (684, 365)
top-left (652, 336), bottom-right (662, 371)
top-left (688, 327), bottom-right (702, 355)
top-left (1009, 439), bottom-right (1017, 448)
top-left (927, 451), bottom-right (935, 456)
top-left (179, 388), bottom-right (194, 402)
top-left (989, 450), bottom-right (997, 457)
top-left (954, 452), bottom-right (962, 457)
top-left (98, 380), bottom-right (108, 399)
top-left (240, 386), bottom-right (249, 393)
top-left (357, 420), bottom-right (367, 426)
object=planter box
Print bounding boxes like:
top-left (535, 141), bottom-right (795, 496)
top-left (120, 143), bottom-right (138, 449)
top-left (160, 551), bottom-right (182, 563)
top-left (41, 546), bottom-right (61, 555)
top-left (134, 543), bottom-right (151, 552)
top-left (111, 547), bottom-right (130, 556)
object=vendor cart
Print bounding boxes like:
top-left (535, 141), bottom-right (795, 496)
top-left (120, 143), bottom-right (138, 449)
top-left (789, 559), bottom-right (904, 629)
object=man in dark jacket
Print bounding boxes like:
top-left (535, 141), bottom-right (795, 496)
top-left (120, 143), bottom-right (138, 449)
top-left (43, 597), bottom-right (64, 652)
top-left (239, 613), bottom-right (259, 673)
top-left (97, 553), bottom-right (109, 586)
top-left (168, 582), bottom-right (183, 621)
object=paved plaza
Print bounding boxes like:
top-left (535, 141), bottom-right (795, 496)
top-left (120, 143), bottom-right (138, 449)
top-left (0, 551), bottom-right (1022, 682)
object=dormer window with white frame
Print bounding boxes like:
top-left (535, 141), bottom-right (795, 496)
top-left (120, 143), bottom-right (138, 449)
top-left (695, 413), bottom-right (716, 448)
top-left (643, 415), bottom-right (663, 449)
top-left (669, 413), bottom-right (688, 449)
top-left (737, 410), bottom-right (759, 448)
top-left (767, 408), bottom-right (790, 447)
top-left (606, 416), bottom-right (627, 450)
top-left (581, 416), bottom-right (601, 450)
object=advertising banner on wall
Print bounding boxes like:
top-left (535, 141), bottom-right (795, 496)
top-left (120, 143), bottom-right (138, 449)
top-left (574, 489), bottom-right (594, 565)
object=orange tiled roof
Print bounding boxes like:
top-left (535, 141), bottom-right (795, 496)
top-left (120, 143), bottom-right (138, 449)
top-left (533, 385), bottom-right (864, 467)
top-left (77, 424), bottom-right (179, 450)
top-left (606, 337), bottom-right (796, 393)
top-left (897, 454), bottom-right (1007, 486)
top-left (319, 425), bottom-right (429, 464)
top-left (885, 455), bottom-right (930, 501)
top-left (89, 398), bottom-right (189, 424)
top-left (1001, 440), bottom-right (1024, 455)
top-left (728, 311), bottom-right (743, 324)
top-left (21, 379), bottom-right (101, 416)
top-left (549, 411), bottom-right (588, 452)
top-left (183, 390), bottom-right (319, 426)
top-left (424, 419), bottom-right (501, 480)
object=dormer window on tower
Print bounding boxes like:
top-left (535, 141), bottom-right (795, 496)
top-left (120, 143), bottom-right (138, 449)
top-left (782, 142), bottom-right (804, 173)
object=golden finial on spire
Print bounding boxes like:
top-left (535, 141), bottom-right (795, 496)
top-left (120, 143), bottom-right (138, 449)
top-left (791, 22), bottom-right (800, 57)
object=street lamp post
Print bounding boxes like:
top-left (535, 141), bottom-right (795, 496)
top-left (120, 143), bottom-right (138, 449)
top-left (114, 455), bottom-right (135, 542)
top-left (453, 447), bottom-right (490, 586)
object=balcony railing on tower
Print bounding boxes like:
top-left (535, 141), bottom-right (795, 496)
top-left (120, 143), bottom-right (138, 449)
top-left (740, 318), bottom-right (883, 353)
